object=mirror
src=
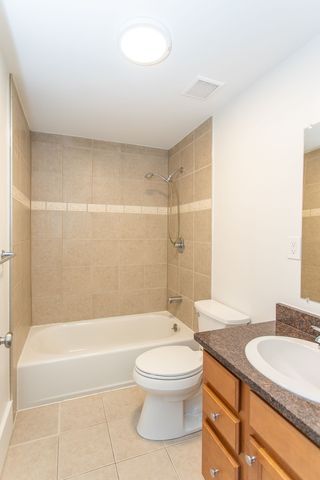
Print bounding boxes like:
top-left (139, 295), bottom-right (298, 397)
top-left (301, 122), bottom-right (320, 301)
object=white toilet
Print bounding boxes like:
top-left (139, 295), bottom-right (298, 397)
top-left (134, 300), bottom-right (250, 440)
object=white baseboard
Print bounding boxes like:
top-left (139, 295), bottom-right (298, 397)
top-left (0, 401), bottom-right (13, 474)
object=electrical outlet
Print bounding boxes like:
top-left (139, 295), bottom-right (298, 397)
top-left (288, 236), bottom-right (301, 260)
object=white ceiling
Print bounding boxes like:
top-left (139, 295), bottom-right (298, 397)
top-left (1, 0), bottom-right (320, 149)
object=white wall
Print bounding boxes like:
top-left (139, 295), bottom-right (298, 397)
top-left (213, 35), bottom-right (320, 322)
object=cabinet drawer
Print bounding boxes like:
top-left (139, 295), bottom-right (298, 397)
top-left (249, 392), bottom-right (320, 480)
top-left (202, 421), bottom-right (239, 480)
top-left (203, 352), bottom-right (240, 412)
top-left (247, 436), bottom-right (293, 480)
top-left (203, 384), bottom-right (240, 453)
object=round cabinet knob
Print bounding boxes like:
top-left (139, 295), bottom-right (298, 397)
top-left (210, 467), bottom-right (219, 477)
top-left (245, 454), bottom-right (257, 466)
top-left (210, 412), bottom-right (220, 422)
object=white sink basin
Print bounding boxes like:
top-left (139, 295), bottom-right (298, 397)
top-left (245, 336), bottom-right (320, 403)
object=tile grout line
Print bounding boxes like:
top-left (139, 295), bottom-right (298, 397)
top-left (163, 445), bottom-right (181, 480)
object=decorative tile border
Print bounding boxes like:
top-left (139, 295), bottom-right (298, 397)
top-left (303, 208), bottom-right (320, 217)
top-left (31, 198), bottom-right (212, 215)
top-left (12, 186), bottom-right (31, 209)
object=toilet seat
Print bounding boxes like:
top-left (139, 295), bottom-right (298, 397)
top-left (135, 346), bottom-right (203, 380)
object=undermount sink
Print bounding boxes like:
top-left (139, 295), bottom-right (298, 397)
top-left (245, 336), bottom-right (320, 403)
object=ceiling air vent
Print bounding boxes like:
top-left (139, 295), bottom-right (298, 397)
top-left (183, 76), bottom-right (224, 100)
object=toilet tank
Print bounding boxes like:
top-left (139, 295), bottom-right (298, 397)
top-left (194, 300), bottom-right (250, 331)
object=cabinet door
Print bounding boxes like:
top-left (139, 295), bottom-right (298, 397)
top-left (246, 436), bottom-right (293, 480)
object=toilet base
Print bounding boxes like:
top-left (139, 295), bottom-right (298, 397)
top-left (137, 388), bottom-right (202, 441)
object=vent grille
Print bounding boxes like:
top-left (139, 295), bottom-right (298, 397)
top-left (183, 76), bottom-right (223, 100)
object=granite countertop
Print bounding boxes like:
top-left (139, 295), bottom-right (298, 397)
top-left (195, 321), bottom-right (320, 447)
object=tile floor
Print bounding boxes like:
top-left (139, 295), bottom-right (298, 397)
top-left (1, 386), bottom-right (204, 480)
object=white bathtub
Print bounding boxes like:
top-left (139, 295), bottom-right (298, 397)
top-left (17, 311), bottom-right (198, 409)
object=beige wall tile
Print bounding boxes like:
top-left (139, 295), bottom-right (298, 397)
top-left (32, 141), bottom-right (62, 175)
top-left (62, 146), bottom-right (92, 176)
top-left (91, 213), bottom-right (120, 239)
top-left (180, 212), bottom-right (194, 241)
top-left (63, 212), bottom-right (92, 239)
top-left (179, 267), bottom-right (194, 299)
top-left (195, 131), bottom-right (212, 170)
top-left (92, 177), bottom-right (121, 204)
top-left (119, 214), bottom-right (146, 239)
top-left (32, 211), bottom-right (62, 238)
top-left (168, 264), bottom-right (179, 292)
top-left (119, 290), bottom-right (145, 315)
top-left (119, 265), bottom-right (144, 290)
top-left (92, 149), bottom-right (121, 177)
top-left (145, 215), bottom-right (167, 239)
top-left (32, 237), bottom-right (62, 267)
top-left (194, 165), bottom-right (211, 201)
top-left (32, 295), bottom-right (63, 324)
top-left (180, 143), bottom-right (194, 174)
top-left (194, 210), bottom-right (211, 243)
top-left (194, 273), bottom-right (211, 301)
top-left (144, 264), bottom-right (167, 288)
top-left (32, 171), bottom-right (62, 201)
top-left (179, 240), bottom-right (194, 270)
top-left (92, 266), bottom-right (119, 293)
top-left (62, 294), bottom-right (92, 322)
top-left (177, 174), bottom-right (193, 205)
top-left (145, 240), bottom-right (167, 265)
top-left (194, 242), bottom-right (211, 276)
top-left (144, 288), bottom-right (167, 312)
top-left (92, 292), bottom-right (120, 318)
top-left (32, 266), bottom-right (62, 297)
top-left (63, 238), bottom-right (91, 266)
top-left (119, 240), bottom-right (145, 266)
top-left (62, 267), bottom-right (91, 296)
top-left (63, 174), bottom-right (92, 203)
top-left (92, 240), bottom-right (120, 266)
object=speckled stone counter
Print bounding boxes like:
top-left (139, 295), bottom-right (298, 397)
top-left (195, 320), bottom-right (320, 447)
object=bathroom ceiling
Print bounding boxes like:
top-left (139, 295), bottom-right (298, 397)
top-left (1, 0), bottom-right (320, 149)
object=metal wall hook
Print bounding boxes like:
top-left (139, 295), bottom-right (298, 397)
top-left (0, 250), bottom-right (15, 265)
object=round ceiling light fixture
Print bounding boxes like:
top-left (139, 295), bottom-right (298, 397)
top-left (120, 18), bottom-right (172, 66)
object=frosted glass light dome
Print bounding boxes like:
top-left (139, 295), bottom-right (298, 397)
top-left (120, 19), bottom-right (171, 66)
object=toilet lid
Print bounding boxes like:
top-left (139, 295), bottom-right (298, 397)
top-left (135, 346), bottom-right (203, 379)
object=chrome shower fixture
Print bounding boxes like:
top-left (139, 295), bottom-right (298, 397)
top-left (144, 166), bottom-right (184, 183)
top-left (144, 166), bottom-right (185, 253)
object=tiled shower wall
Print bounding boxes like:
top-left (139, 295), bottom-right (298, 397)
top-left (301, 147), bottom-right (320, 301)
top-left (31, 133), bottom-right (168, 324)
top-left (168, 118), bottom-right (212, 331)
top-left (11, 81), bottom-right (32, 411)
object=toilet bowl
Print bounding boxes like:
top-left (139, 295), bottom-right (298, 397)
top-left (134, 346), bottom-right (203, 440)
top-left (134, 300), bottom-right (250, 440)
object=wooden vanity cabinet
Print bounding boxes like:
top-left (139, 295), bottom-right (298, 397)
top-left (202, 351), bottom-right (320, 480)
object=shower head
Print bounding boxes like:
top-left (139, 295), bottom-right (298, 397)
top-left (144, 166), bottom-right (184, 183)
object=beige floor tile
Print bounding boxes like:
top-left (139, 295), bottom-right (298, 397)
top-left (60, 395), bottom-right (106, 432)
top-left (102, 386), bottom-right (145, 421)
top-left (108, 410), bottom-right (163, 462)
top-left (117, 449), bottom-right (178, 480)
top-left (10, 403), bottom-right (59, 445)
top-left (58, 423), bottom-right (114, 479)
top-left (166, 436), bottom-right (203, 480)
top-left (68, 465), bottom-right (118, 480)
top-left (2, 436), bottom-right (58, 480)
top-left (163, 430), bottom-right (201, 447)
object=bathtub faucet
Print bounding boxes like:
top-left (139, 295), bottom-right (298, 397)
top-left (168, 296), bottom-right (182, 304)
